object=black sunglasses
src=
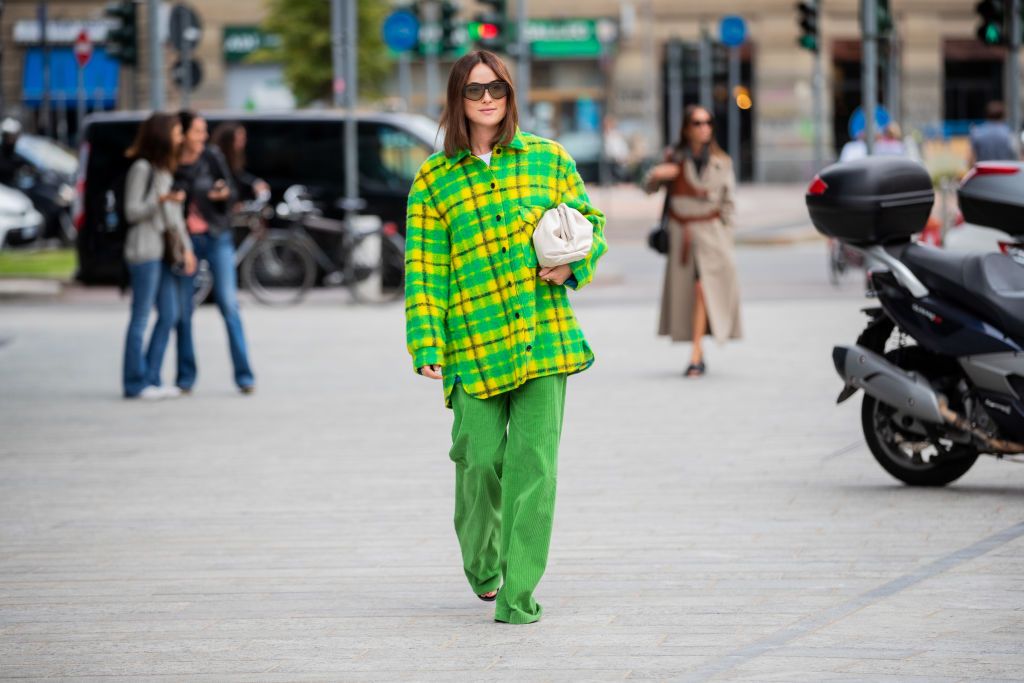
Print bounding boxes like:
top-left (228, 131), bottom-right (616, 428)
top-left (690, 118), bottom-right (713, 127)
top-left (463, 80), bottom-right (509, 101)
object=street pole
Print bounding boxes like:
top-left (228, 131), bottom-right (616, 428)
top-left (727, 45), bottom-right (740, 181)
top-left (398, 51), bottom-right (412, 112)
top-left (667, 39), bottom-right (683, 147)
top-left (862, 0), bottom-right (877, 155)
top-left (516, 0), bottom-right (530, 130)
top-left (39, 2), bottom-right (51, 138)
top-left (148, 0), bottom-right (163, 110)
top-left (645, 0), bottom-right (660, 152)
top-left (1009, 0), bottom-right (1021, 155)
top-left (812, 37), bottom-right (824, 170)
top-left (886, 32), bottom-right (901, 127)
top-left (180, 32), bottom-right (191, 109)
top-left (331, 0), bottom-right (344, 108)
top-left (0, 1), bottom-right (6, 114)
top-left (343, 0), bottom-right (358, 216)
top-left (699, 26), bottom-right (712, 111)
top-left (422, 1), bottom-right (440, 120)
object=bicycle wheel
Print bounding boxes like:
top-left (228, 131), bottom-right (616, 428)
top-left (346, 231), bottom-right (405, 304)
top-left (240, 233), bottom-right (316, 306)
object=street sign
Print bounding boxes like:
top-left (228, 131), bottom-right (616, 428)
top-left (169, 3), bottom-right (202, 52)
top-left (719, 15), bottom-right (747, 47)
top-left (171, 59), bottom-right (203, 91)
top-left (382, 10), bottom-right (419, 52)
top-left (73, 29), bottom-right (92, 68)
top-left (849, 104), bottom-right (891, 140)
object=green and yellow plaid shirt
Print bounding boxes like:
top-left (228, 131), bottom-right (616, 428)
top-left (404, 128), bottom-right (608, 407)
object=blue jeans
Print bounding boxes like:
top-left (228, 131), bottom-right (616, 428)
top-left (176, 231), bottom-right (255, 389)
top-left (122, 260), bottom-right (182, 397)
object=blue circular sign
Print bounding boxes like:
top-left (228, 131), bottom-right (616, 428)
top-left (383, 10), bottom-right (420, 52)
top-left (849, 105), bottom-right (892, 140)
top-left (719, 15), bottom-right (747, 47)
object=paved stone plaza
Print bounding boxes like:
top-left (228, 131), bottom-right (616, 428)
top-left (1, 239), bottom-right (1023, 681)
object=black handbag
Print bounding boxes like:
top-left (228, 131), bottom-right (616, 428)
top-left (647, 191), bottom-right (671, 255)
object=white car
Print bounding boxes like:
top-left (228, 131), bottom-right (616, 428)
top-left (0, 183), bottom-right (45, 248)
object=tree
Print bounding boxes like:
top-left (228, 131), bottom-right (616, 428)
top-left (264, 0), bottom-right (390, 106)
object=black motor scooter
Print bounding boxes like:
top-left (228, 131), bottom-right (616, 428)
top-left (805, 157), bottom-right (1024, 486)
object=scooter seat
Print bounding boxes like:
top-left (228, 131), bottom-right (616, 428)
top-left (898, 243), bottom-right (1024, 342)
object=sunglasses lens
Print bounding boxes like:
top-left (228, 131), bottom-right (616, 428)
top-left (464, 85), bottom-right (485, 100)
top-left (490, 82), bottom-right (508, 99)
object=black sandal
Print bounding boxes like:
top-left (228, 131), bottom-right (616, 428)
top-left (685, 361), bottom-right (706, 377)
top-left (477, 589), bottom-right (499, 602)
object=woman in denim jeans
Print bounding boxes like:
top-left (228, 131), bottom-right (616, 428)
top-left (122, 113), bottom-right (195, 399)
top-left (174, 110), bottom-right (256, 395)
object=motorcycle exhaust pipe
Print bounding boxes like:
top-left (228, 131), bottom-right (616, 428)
top-left (832, 345), bottom-right (945, 424)
top-left (834, 345), bottom-right (1024, 454)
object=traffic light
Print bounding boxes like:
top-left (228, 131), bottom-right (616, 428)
top-left (440, 1), bottom-right (459, 53)
top-left (796, 0), bottom-right (819, 53)
top-left (473, 0), bottom-right (506, 52)
top-left (975, 0), bottom-right (1006, 46)
top-left (876, 0), bottom-right (894, 38)
top-left (104, 0), bottom-right (138, 66)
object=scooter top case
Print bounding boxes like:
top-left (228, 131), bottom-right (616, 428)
top-left (805, 156), bottom-right (934, 245)
top-left (958, 161), bottom-right (1024, 237)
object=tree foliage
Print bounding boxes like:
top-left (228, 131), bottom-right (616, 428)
top-left (264, 0), bottom-right (390, 106)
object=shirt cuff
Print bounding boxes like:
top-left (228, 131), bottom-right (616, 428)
top-left (413, 347), bottom-right (443, 373)
top-left (564, 275), bottom-right (579, 289)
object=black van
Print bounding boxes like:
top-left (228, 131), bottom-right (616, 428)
top-left (73, 110), bottom-right (439, 284)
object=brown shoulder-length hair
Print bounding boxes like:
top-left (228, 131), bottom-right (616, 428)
top-left (441, 50), bottom-right (519, 158)
top-left (674, 105), bottom-right (728, 160)
top-left (212, 121), bottom-right (245, 173)
top-left (125, 112), bottom-right (180, 172)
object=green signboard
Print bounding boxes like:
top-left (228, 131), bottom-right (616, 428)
top-left (223, 26), bottom-right (282, 63)
top-left (526, 18), bottom-right (616, 59)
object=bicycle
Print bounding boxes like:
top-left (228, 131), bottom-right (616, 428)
top-left (239, 185), bottom-right (406, 306)
top-left (191, 190), bottom-right (273, 307)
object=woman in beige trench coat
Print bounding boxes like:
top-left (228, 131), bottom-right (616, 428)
top-left (644, 105), bottom-right (742, 376)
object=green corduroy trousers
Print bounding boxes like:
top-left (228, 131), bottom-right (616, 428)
top-left (449, 373), bottom-right (567, 624)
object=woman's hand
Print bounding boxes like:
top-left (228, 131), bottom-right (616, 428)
top-left (538, 264), bottom-right (573, 285)
top-left (418, 364), bottom-right (443, 380)
top-left (160, 190), bottom-right (186, 203)
top-left (208, 179), bottom-right (230, 201)
top-left (183, 250), bottom-right (197, 276)
top-left (648, 162), bottom-right (680, 183)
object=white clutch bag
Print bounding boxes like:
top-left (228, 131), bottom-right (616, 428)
top-left (532, 203), bottom-right (593, 267)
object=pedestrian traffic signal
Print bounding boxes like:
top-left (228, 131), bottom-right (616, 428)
top-left (473, 0), bottom-right (506, 52)
top-left (104, 0), bottom-right (138, 66)
top-left (796, 0), bottom-right (819, 53)
top-left (440, 1), bottom-right (460, 53)
top-left (876, 0), bottom-right (894, 38)
top-left (975, 0), bottom-right (1007, 45)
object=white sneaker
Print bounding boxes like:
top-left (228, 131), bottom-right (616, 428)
top-left (135, 386), bottom-right (165, 401)
top-left (158, 386), bottom-right (182, 399)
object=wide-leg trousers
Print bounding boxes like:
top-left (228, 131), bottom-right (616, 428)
top-left (449, 373), bottom-right (567, 624)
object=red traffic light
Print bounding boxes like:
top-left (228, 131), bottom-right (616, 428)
top-left (479, 22), bottom-right (499, 39)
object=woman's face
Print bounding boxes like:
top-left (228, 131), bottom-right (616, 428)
top-left (688, 108), bottom-right (714, 146)
top-left (185, 117), bottom-right (208, 153)
top-left (234, 126), bottom-right (247, 152)
top-left (170, 123), bottom-right (183, 153)
top-left (463, 63), bottom-right (507, 131)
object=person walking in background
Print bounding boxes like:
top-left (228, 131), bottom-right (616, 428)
top-left (174, 110), bottom-right (256, 395)
top-left (405, 50), bottom-right (607, 624)
top-left (211, 122), bottom-right (271, 202)
top-left (969, 100), bottom-right (1017, 164)
top-left (121, 112), bottom-right (195, 399)
top-left (644, 105), bottom-right (742, 377)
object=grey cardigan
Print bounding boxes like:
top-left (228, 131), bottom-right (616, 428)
top-left (123, 158), bottom-right (191, 265)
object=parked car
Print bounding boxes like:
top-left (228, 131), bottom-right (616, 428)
top-left (0, 184), bottom-right (45, 248)
top-left (74, 110), bottom-right (439, 284)
top-left (12, 134), bottom-right (78, 244)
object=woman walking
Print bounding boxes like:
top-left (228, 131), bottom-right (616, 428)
top-left (211, 121), bottom-right (271, 201)
top-left (405, 50), bottom-right (607, 624)
top-left (121, 112), bottom-right (195, 399)
top-left (644, 105), bottom-right (742, 376)
top-left (174, 110), bottom-right (256, 395)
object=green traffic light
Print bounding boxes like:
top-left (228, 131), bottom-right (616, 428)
top-left (984, 23), bottom-right (1002, 44)
top-left (798, 35), bottom-right (818, 51)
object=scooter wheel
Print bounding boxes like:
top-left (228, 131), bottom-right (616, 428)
top-left (861, 394), bottom-right (979, 487)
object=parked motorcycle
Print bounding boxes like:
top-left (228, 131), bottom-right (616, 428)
top-left (805, 156), bottom-right (1024, 486)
